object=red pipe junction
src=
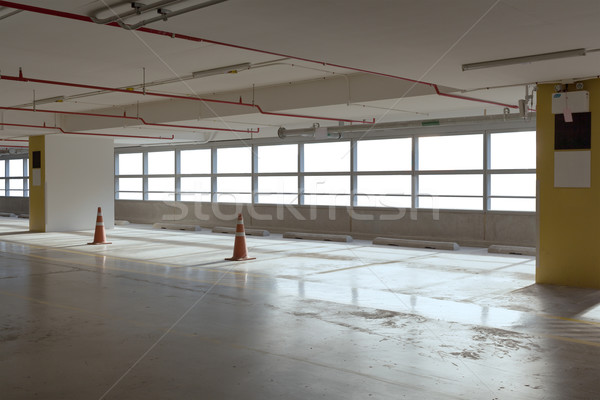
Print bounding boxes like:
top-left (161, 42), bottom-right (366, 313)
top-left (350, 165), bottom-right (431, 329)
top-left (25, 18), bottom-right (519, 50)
top-left (0, 0), bottom-right (519, 111)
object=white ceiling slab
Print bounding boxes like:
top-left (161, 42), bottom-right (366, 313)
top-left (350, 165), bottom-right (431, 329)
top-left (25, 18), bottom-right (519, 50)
top-left (0, 0), bottom-right (595, 145)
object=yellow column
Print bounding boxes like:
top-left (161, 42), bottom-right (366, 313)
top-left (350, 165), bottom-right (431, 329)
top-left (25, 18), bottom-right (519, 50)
top-left (28, 135), bottom-right (45, 232)
top-left (537, 79), bottom-right (600, 288)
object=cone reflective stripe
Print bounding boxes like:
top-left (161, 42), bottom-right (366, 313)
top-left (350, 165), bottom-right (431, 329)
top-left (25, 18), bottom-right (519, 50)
top-left (225, 213), bottom-right (255, 261)
top-left (88, 206), bottom-right (111, 245)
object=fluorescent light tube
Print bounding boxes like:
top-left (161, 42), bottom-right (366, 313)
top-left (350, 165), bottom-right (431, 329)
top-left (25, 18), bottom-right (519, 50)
top-left (192, 63), bottom-right (251, 78)
top-left (462, 49), bottom-right (586, 71)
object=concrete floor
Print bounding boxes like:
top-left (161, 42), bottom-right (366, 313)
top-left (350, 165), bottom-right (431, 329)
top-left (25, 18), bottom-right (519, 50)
top-left (0, 218), bottom-right (599, 399)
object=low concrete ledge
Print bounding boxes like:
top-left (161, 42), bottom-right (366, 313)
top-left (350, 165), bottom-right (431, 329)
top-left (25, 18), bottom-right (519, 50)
top-left (283, 232), bottom-right (352, 243)
top-left (152, 223), bottom-right (202, 231)
top-left (212, 226), bottom-right (270, 236)
top-left (18, 214), bottom-right (29, 219)
top-left (115, 220), bottom-right (130, 226)
top-left (488, 245), bottom-right (536, 256)
top-left (0, 212), bottom-right (17, 218)
top-left (373, 237), bottom-right (459, 251)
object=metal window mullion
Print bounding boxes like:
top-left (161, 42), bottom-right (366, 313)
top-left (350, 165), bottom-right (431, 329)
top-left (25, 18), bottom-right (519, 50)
top-left (350, 138), bottom-right (357, 207)
top-left (484, 130), bottom-right (490, 212)
top-left (4, 160), bottom-right (8, 196)
top-left (143, 151), bottom-right (148, 201)
top-left (416, 169), bottom-right (485, 175)
top-left (115, 153), bottom-right (120, 199)
top-left (211, 147), bottom-right (217, 202)
top-left (412, 135), bottom-right (418, 209)
top-left (252, 145), bottom-right (258, 204)
top-left (298, 143), bottom-right (304, 205)
top-left (174, 149), bottom-right (181, 201)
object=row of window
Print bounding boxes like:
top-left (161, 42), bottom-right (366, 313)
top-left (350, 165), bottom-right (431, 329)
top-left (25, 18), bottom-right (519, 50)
top-left (0, 159), bottom-right (29, 197)
top-left (115, 131), bottom-right (536, 211)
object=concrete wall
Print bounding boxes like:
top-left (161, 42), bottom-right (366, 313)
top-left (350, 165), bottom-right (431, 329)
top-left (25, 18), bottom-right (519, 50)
top-left (0, 197), bottom-right (536, 246)
top-left (0, 197), bottom-right (28, 216)
top-left (116, 200), bottom-right (536, 247)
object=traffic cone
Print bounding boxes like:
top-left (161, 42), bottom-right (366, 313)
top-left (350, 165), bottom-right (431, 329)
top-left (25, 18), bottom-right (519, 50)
top-left (225, 213), bottom-right (255, 261)
top-left (88, 207), bottom-right (112, 245)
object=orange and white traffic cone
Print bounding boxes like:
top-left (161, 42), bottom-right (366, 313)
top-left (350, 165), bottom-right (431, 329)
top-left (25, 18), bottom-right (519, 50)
top-left (88, 207), bottom-right (111, 245)
top-left (225, 213), bottom-right (255, 261)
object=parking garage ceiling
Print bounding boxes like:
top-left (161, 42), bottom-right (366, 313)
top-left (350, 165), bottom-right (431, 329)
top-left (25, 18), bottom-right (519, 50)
top-left (0, 0), bottom-right (599, 146)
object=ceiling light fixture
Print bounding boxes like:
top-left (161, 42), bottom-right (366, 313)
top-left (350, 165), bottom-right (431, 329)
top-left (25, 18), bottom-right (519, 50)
top-left (192, 63), bottom-right (251, 79)
top-left (462, 48), bottom-right (586, 71)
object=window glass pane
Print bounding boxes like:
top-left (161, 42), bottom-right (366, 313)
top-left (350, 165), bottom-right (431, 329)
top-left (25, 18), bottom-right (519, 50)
top-left (181, 177), bottom-right (211, 192)
top-left (118, 192), bottom-right (143, 200)
top-left (0, 161), bottom-right (4, 177)
top-left (0, 179), bottom-right (5, 190)
top-left (181, 149), bottom-right (211, 174)
top-left (118, 153), bottom-right (142, 175)
top-left (304, 175), bottom-right (350, 194)
top-left (490, 174), bottom-right (536, 197)
top-left (419, 174), bottom-right (482, 196)
top-left (490, 131), bottom-right (536, 170)
top-left (118, 178), bottom-right (143, 192)
top-left (147, 192), bottom-right (175, 201)
top-left (8, 190), bottom-right (24, 197)
top-left (356, 195), bottom-right (411, 208)
top-left (419, 196), bottom-right (482, 210)
top-left (258, 144), bottom-right (298, 173)
top-left (148, 151), bottom-right (174, 175)
top-left (490, 198), bottom-right (536, 212)
top-left (304, 194), bottom-right (350, 206)
top-left (217, 147), bottom-right (251, 173)
top-left (357, 175), bottom-right (411, 195)
top-left (257, 194), bottom-right (298, 204)
top-left (258, 176), bottom-right (298, 193)
top-left (181, 193), bottom-right (212, 202)
top-left (9, 159), bottom-right (23, 177)
top-left (148, 177), bottom-right (174, 192)
top-left (418, 134), bottom-right (483, 170)
top-left (357, 138), bottom-right (411, 171)
top-left (216, 193), bottom-right (252, 203)
top-left (217, 177), bottom-right (251, 193)
top-left (9, 179), bottom-right (23, 190)
top-left (304, 142), bottom-right (350, 172)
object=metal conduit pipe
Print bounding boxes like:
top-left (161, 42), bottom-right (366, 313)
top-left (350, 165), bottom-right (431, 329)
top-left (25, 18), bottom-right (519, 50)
top-left (0, 122), bottom-right (174, 140)
top-left (13, 59), bottom-right (289, 108)
top-left (0, 71), bottom-right (374, 125)
top-left (91, 0), bottom-right (182, 24)
top-left (278, 113), bottom-right (533, 139)
top-left (0, 1), bottom-right (519, 111)
top-left (117, 0), bottom-right (228, 30)
top-left (0, 106), bottom-right (259, 134)
top-left (0, 6), bottom-right (21, 21)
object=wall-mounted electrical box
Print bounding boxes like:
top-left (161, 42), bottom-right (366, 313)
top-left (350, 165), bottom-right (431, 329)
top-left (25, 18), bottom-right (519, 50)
top-left (552, 91), bottom-right (589, 114)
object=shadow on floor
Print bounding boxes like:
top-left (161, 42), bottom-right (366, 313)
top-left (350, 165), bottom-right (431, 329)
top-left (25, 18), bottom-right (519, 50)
top-left (512, 283), bottom-right (600, 317)
top-left (0, 230), bottom-right (35, 236)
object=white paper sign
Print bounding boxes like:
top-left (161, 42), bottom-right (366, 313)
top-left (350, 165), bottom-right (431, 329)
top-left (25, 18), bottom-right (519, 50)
top-left (554, 151), bottom-right (591, 188)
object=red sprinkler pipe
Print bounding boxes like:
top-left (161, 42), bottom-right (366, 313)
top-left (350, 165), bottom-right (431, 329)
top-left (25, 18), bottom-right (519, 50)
top-left (1, 72), bottom-right (374, 125)
top-left (432, 85), bottom-right (518, 109)
top-left (0, 106), bottom-right (260, 133)
top-left (0, 1), bottom-right (520, 111)
top-left (0, 122), bottom-right (174, 140)
top-left (0, 139), bottom-right (28, 142)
